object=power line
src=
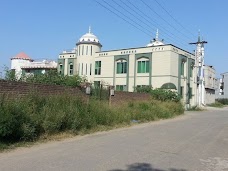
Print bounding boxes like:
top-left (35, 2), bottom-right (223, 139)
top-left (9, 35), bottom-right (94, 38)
top-left (120, 0), bottom-right (190, 47)
top-left (153, 0), bottom-right (196, 37)
top-left (95, 0), bottom-right (193, 51)
top-left (140, 0), bottom-right (193, 41)
top-left (95, 0), bottom-right (151, 37)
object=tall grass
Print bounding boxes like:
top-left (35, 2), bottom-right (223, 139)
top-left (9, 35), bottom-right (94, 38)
top-left (0, 93), bottom-right (184, 149)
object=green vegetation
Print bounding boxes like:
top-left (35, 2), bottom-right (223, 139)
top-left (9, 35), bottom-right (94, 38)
top-left (4, 68), bottom-right (83, 87)
top-left (135, 86), bottom-right (181, 102)
top-left (207, 101), bottom-right (224, 108)
top-left (187, 106), bottom-right (203, 111)
top-left (0, 93), bottom-right (184, 151)
top-left (216, 98), bottom-right (228, 105)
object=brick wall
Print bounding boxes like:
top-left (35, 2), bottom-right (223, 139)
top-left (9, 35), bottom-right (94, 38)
top-left (111, 91), bottom-right (151, 105)
top-left (0, 80), bottom-right (151, 105)
top-left (0, 80), bottom-right (86, 99)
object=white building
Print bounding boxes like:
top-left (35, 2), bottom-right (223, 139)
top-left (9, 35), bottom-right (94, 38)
top-left (11, 52), bottom-right (57, 79)
top-left (58, 28), bottom-right (198, 107)
top-left (216, 72), bottom-right (228, 99)
top-left (203, 65), bottom-right (217, 104)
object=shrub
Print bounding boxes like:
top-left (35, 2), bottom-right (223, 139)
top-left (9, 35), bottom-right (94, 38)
top-left (134, 86), bottom-right (180, 102)
top-left (216, 98), bottom-right (228, 105)
top-left (207, 101), bottom-right (224, 108)
top-left (150, 89), bottom-right (180, 102)
top-left (0, 92), bottom-right (184, 148)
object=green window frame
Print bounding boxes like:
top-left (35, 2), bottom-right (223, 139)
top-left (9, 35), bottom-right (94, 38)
top-left (116, 85), bottom-right (126, 91)
top-left (59, 64), bottom-right (63, 70)
top-left (94, 81), bottom-right (101, 88)
top-left (117, 61), bottom-right (127, 74)
top-left (137, 61), bottom-right (149, 73)
top-left (95, 61), bottom-right (101, 75)
top-left (69, 63), bottom-right (73, 75)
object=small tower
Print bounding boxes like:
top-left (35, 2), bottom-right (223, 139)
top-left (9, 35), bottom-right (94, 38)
top-left (76, 26), bottom-right (102, 57)
top-left (11, 52), bottom-right (33, 79)
top-left (76, 27), bottom-right (102, 81)
top-left (146, 29), bottom-right (165, 47)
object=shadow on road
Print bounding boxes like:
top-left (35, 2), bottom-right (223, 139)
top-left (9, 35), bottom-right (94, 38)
top-left (109, 163), bottom-right (187, 171)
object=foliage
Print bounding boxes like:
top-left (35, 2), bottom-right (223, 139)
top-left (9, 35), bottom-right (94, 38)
top-left (135, 86), bottom-right (181, 102)
top-left (0, 93), bottom-right (184, 148)
top-left (150, 88), bottom-right (181, 102)
top-left (4, 68), bottom-right (83, 87)
top-left (4, 66), bottom-right (16, 81)
top-left (216, 98), bottom-right (228, 105)
top-left (187, 106), bottom-right (203, 111)
top-left (134, 85), bottom-right (153, 93)
top-left (25, 70), bottom-right (83, 87)
top-left (207, 101), bottom-right (224, 108)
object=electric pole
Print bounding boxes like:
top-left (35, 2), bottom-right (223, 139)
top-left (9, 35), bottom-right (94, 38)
top-left (189, 32), bottom-right (208, 107)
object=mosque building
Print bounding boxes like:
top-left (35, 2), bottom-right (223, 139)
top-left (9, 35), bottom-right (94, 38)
top-left (58, 27), bottom-right (197, 107)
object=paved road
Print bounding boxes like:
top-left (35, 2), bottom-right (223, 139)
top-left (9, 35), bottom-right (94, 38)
top-left (0, 108), bottom-right (228, 171)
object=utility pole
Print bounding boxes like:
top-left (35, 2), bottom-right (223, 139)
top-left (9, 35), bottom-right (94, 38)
top-left (189, 32), bottom-right (208, 107)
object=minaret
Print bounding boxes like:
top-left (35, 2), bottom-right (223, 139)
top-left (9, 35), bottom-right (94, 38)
top-left (89, 26), bottom-right (91, 34)
top-left (156, 29), bottom-right (159, 41)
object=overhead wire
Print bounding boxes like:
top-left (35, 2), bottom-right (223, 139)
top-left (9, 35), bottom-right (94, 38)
top-left (140, 0), bottom-right (193, 41)
top-left (153, 0), bottom-right (196, 38)
top-left (95, 0), bottom-right (194, 52)
top-left (120, 0), bottom-right (191, 47)
top-left (95, 0), bottom-right (152, 37)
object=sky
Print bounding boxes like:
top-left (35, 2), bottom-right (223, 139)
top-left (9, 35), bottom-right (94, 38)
top-left (0, 0), bottom-right (227, 78)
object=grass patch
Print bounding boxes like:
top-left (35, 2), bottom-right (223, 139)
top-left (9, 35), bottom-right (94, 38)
top-left (0, 93), bottom-right (184, 151)
top-left (187, 106), bottom-right (204, 111)
top-left (207, 101), bottom-right (224, 108)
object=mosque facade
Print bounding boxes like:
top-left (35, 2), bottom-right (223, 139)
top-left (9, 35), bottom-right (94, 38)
top-left (58, 28), bottom-right (197, 107)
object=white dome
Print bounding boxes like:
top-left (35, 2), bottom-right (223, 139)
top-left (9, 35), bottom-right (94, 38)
top-left (77, 27), bottom-right (101, 47)
top-left (79, 32), bottom-right (100, 43)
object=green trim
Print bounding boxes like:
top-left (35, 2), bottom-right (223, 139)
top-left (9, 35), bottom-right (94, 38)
top-left (58, 59), bottom-right (65, 75)
top-left (68, 59), bottom-right (74, 75)
top-left (134, 53), bottom-right (152, 88)
top-left (114, 55), bottom-right (129, 91)
top-left (178, 55), bottom-right (187, 95)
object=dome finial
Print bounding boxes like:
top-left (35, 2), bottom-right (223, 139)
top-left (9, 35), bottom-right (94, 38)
top-left (156, 29), bottom-right (159, 41)
top-left (89, 26), bottom-right (91, 34)
top-left (198, 29), bottom-right (201, 42)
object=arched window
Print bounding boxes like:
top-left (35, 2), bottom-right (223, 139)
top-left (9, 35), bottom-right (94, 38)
top-left (137, 57), bottom-right (149, 73)
top-left (69, 63), bottom-right (73, 75)
top-left (161, 83), bottom-right (177, 90)
top-left (116, 59), bottom-right (127, 74)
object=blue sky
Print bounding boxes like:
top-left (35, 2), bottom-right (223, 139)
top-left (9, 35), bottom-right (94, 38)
top-left (0, 0), bottom-right (227, 77)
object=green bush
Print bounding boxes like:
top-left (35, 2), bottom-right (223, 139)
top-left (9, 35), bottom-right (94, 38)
top-left (207, 101), bottom-right (224, 108)
top-left (150, 88), bottom-right (180, 102)
top-left (0, 93), bottom-right (184, 148)
top-left (134, 86), bottom-right (180, 102)
top-left (216, 98), bottom-right (228, 105)
top-left (4, 68), bottom-right (83, 88)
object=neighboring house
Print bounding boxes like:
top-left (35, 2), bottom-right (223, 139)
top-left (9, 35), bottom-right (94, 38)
top-left (203, 65), bottom-right (217, 104)
top-left (216, 72), bottom-right (228, 99)
top-left (58, 28), bottom-right (197, 107)
top-left (11, 52), bottom-right (57, 79)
